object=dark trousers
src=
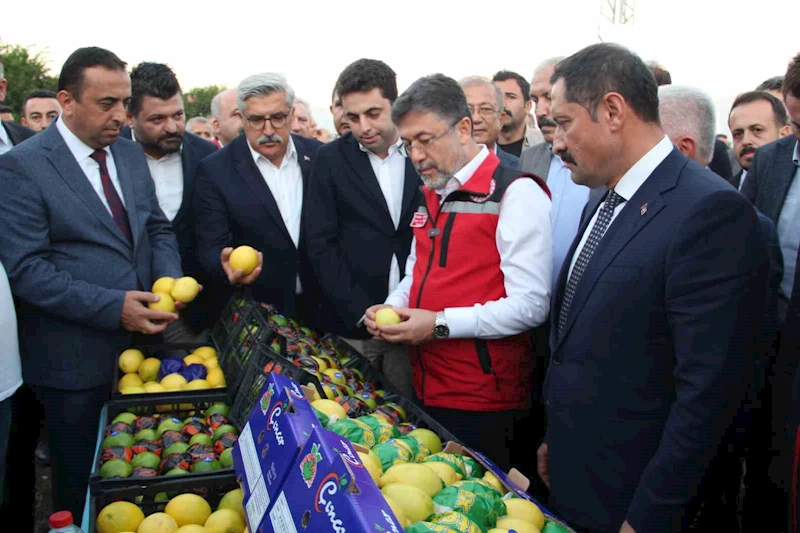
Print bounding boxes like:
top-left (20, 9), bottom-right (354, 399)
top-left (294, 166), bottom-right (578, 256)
top-left (421, 406), bottom-right (525, 473)
top-left (0, 395), bottom-right (11, 505)
top-left (37, 384), bottom-right (110, 521)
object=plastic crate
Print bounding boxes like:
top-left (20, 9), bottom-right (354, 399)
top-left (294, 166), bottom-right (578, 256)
top-left (381, 393), bottom-right (463, 445)
top-left (89, 391), bottom-right (237, 492)
top-left (318, 334), bottom-right (399, 395)
top-left (218, 305), bottom-right (281, 397)
top-left (86, 472), bottom-right (240, 533)
top-left (210, 291), bottom-right (256, 361)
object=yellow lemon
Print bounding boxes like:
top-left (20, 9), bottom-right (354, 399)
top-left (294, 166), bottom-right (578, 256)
top-left (206, 368), bottom-right (226, 388)
top-left (217, 488), bottom-right (245, 521)
top-left (204, 509), bottom-right (245, 533)
top-left (422, 461), bottom-right (460, 486)
top-left (383, 494), bottom-right (410, 528)
top-left (185, 379), bottom-right (211, 391)
top-left (483, 470), bottom-right (508, 495)
top-left (175, 526), bottom-right (207, 533)
top-left (171, 277), bottom-right (200, 303)
top-left (119, 373), bottom-right (144, 390)
top-left (358, 451), bottom-right (383, 484)
top-left (164, 494), bottom-right (212, 526)
top-left (375, 307), bottom-right (402, 326)
top-left (118, 349), bottom-right (145, 374)
top-left (96, 501), bottom-right (145, 533)
top-left (161, 373), bottom-right (188, 390)
top-left (203, 357), bottom-right (220, 371)
top-left (495, 516), bottom-right (541, 533)
top-left (228, 246), bottom-right (259, 275)
top-left (137, 512), bottom-right (179, 533)
top-left (192, 346), bottom-right (217, 360)
top-left (143, 382), bottom-right (167, 393)
top-left (149, 293), bottom-right (176, 313)
top-left (504, 498), bottom-right (546, 530)
top-left (120, 386), bottom-right (146, 395)
top-left (152, 277), bottom-right (176, 294)
top-left (138, 358), bottom-right (161, 382)
top-left (184, 354), bottom-right (205, 366)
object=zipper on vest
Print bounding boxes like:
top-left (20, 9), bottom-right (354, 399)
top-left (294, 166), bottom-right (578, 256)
top-left (438, 213), bottom-right (457, 268)
top-left (474, 339), bottom-right (500, 392)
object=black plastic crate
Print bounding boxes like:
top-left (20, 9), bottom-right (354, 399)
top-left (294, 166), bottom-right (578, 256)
top-left (210, 291), bottom-right (255, 362)
top-left (89, 391), bottom-right (238, 491)
top-left (382, 393), bottom-right (463, 446)
top-left (87, 472), bottom-right (240, 533)
top-left (318, 334), bottom-right (398, 395)
top-left (217, 306), bottom-right (281, 397)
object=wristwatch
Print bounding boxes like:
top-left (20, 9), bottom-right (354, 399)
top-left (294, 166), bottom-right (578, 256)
top-left (433, 311), bottom-right (450, 339)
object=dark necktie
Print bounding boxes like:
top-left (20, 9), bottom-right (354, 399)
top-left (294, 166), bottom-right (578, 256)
top-left (558, 190), bottom-right (625, 336)
top-left (89, 149), bottom-right (133, 246)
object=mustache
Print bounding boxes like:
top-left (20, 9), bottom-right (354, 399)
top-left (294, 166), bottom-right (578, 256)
top-left (258, 134), bottom-right (283, 145)
top-left (159, 132), bottom-right (181, 142)
top-left (537, 116), bottom-right (557, 129)
top-left (414, 162), bottom-right (439, 174)
top-left (560, 150), bottom-right (577, 165)
top-left (739, 145), bottom-right (757, 157)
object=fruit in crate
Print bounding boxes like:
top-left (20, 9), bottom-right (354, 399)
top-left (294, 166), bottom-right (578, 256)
top-left (119, 349), bottom-right (145, 374)
top-left (96, 501), bottom-right (145, 533)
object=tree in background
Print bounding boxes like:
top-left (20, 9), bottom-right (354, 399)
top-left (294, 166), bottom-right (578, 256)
top-left (183, 84), bottom-right (225, 119)
top-left (0, 43), bottom-right (58, 119)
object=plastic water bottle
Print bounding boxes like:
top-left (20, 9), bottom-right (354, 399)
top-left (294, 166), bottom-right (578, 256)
top-left (48, 511), bottom-right (84, 533)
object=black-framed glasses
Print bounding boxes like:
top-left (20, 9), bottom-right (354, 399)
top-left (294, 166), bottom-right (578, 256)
top-left (400, 122), bottom-right (458, 157)
top-left (245, 112), bottom-right (289, 130)
top-left (467, 105), bottom-right (500, 119)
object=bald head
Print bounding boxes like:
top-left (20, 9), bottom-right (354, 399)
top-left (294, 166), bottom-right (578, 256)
top-left (210, 88), bottom-right (242, 146)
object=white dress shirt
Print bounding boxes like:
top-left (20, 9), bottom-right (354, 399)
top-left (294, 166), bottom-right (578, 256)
top-left (56, 118), bottom-right (126, 213)
top-left (738, 169), bottom-right (748, 191)
top-left (0, 119), bottom-right (13, 156)
top-left (567, 135), bottom-right (673, 279)
top-left (385, 145), bottom-right (552, 339)
top-left (131, 130), bottom-right (184, 221)
top-left (249, 137), bottom-right (303, 294)
top-left (360, 136), bottom-right (407, 295)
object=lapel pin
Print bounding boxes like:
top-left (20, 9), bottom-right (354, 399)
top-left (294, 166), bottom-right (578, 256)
top-left (640, 203), bottom-right (648, 216)
top-left (303, 155), bottom-right (311, 161)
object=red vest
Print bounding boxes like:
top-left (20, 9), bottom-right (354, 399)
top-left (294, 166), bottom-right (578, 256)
top-left (408, 153), bottom-right (550, 411)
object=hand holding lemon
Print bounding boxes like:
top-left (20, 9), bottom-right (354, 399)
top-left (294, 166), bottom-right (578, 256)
top-left (221, 246), bottom-right (263, 285)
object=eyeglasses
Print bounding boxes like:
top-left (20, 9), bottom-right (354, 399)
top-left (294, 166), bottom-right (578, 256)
top-left (245, 112), bottom-right (289, 130)
top-left (467, 105), bottom-right (500, 119)
top-left (400, 122), bottom-right (458, 157)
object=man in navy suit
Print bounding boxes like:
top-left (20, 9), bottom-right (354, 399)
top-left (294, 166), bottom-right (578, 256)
top-left (304, 59), bottom-right (419, 397)
top-left (0, 47), bottom-right (183, 520)
top-left (123, 62), bottom-right (218, 336)
top-left (194, 73), bottom-right (323, 322)
top-left (537, 44), bottom-right (767, 533)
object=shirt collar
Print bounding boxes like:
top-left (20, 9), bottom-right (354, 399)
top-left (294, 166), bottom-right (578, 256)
top-left (0, 119), bottom-right (10, 145)
top-left (436, 145), bottom-right (490, 197)
top-left (249, 135), bottom-right (297, 168)
top-left (56, 116), bottom-right (110, 162)
top-left (358, 135), bottom-right (404, 158)
top-left (613, 135), bottom-right (673, 201)
top-left (793, 140), bottom-right (799, 167)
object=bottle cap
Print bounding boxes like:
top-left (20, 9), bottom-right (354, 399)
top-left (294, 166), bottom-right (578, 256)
top-left (49, 511), bottom-right (74, 528)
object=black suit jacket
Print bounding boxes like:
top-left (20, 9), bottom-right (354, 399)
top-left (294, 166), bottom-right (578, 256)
top-left (741, 134), bottom-right (798, 226)
top-left (545, 149), bottom-right (767, 532)
top-left (304, 132), bottom-right (421, 338)
top-left (193, 134), bottom-right (323, 321)
top-left (2, 120), bottom-right (35, 146)
top-left (728, 168), bottom-right (744, 190)
top-left (708, 138), bottom-right (733, 180)
top-left (496, 146), bottom-right (519, 168)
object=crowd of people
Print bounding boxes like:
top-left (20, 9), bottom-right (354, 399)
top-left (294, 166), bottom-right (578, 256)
top-left (0, 41), bottom-right (799, 533)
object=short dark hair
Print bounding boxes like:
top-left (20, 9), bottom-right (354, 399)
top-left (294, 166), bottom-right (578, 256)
top-left (22, 89), bottom-right (58, 116)
top-left (492, 70), bottom-right (530, 102)
top-left (335, 59), bottom-right (398, 103)
top-left (552, 43), bottom-right (660, 124)
top-left (58, 47), bottom-right (127, 100)
top-left (392, 73), bottom-right (470, 127)
top-left (730, 90), bottom-right (788, 127)
top-left (784, 53), bottom-right (800, 99)
top-left (646, 61), bottom-right (672, 86)
top-left (0, 104), bottom-right (13, 115)
top-left (756, 76), bottom-right (784, 92)
top-left (128, 62), bottom-right (182, 117)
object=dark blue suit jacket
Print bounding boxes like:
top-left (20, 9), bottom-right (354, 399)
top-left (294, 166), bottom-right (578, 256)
top-left (193, 134), bottom-right (323, 321)
top-left (304, 132), bottom-right (421, 338)
top-left (545, 148), bottom-right (768, 532)
top-left (0, 122), bottom-right (182, 389)
top-left (496, 146), bottom-right (519, 168)
top-left (121, 126), bottom-right (218, 329)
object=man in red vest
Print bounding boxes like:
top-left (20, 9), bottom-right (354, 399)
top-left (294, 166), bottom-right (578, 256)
top-left (365, 73), bottom-right (552, 469)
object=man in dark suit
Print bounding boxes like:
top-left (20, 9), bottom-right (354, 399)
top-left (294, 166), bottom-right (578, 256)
top-left (123, 62), bottom-right (218, 336)
top-left (305, 59), bottom-right (418, 398)
top-left (0, 60), bottom-right (36, 152)
top-left (0, 47), bottom-right (183, 520)
top-left (538, 44), bottom-right (767, 533)
top-left (194, 73), bottom-right (323, 322)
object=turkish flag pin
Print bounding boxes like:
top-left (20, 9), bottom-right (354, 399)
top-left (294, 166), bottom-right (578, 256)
top-left (641, 203), bottom-right (648, 215)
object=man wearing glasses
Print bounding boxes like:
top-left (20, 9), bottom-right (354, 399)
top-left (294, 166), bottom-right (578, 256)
top-left (364, 74), bottom-right (552, 470)
top-left (193, 73), bottom-right (323, 323)
top-left (459, 76), bottom-right (519, 168)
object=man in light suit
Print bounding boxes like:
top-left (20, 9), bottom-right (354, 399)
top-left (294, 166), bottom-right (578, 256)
top-left (0, 47), bottom-right (183, 520)
top-left (538, 43), bottom-right (767, 533)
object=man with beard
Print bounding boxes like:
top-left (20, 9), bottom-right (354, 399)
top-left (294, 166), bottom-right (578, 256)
top-left (492, 70), bottom-right (544, 157)
top-left (364, 73), bottom-right (552, 470)
top-left (459, 76), bottom-right (519, 167)
top-left (194, 73), bottom-right (323, 323)
top-left (124, 62), bottom-right (218, 340)
top-left (728, 91), bottom-right (790, 190)
top-left (305, 59), bottom-right (419, 398)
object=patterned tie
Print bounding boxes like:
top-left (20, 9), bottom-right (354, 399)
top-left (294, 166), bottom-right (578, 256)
top-left (90, 149), bottom-right (133, 246)
top-left (558, 190), bottom-right (625, 336)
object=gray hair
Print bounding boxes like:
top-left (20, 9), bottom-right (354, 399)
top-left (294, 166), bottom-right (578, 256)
top-left (293, 97), bottom-right (313, 119)
top-left (658, 85), bottom-right (716, 166)
top-left (458, 76), bottom-right (504, 112)
top-left (0, 60), bottom-right (4, 80)
top-left (236, 73), bottom-right (295, 113)
top-left (210, 88), bottom-right (235, 119)
top-left (186, 116), bottom-right (210, 129)
top-left (534, 56), bottom-right (566, 76)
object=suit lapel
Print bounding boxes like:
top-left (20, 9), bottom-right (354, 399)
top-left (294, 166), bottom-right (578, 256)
top-left (532, 144), bottom-right (552, 181)
top-left (111, 143), bottom-right (141, 250)
top-left (173, 136), bottom-right (194, 228)
top-left (553, 150), bottom-right (683, 351)
top-left (42, 127), bottom-right (132, 251)
top-left (342, 135), bottom-right (392, 219)
top-left (233, 137), bottom-right (293, 244)
top-left (295, 135), bottom-right (313, 248)
top-left (767, 142), bottom-right (797, 221)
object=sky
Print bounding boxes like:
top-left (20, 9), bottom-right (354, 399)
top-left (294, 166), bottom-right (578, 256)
top-left (2, 0), bottom-right (799, 134)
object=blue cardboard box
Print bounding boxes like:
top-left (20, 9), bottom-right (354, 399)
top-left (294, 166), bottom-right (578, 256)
top-left (231, 373), bottom-right (319, 531)
top-left (260, 426), bottom-right (404, 533)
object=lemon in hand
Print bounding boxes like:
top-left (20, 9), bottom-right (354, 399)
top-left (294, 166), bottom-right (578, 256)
top-left (149, 293), bottom-right (175, 313)
top-left (152, 277), bottom-right (176, 294)
top-left (228, 246), bottom-right (258, 275)
top-left (171, 277), bottom-right (200, 303)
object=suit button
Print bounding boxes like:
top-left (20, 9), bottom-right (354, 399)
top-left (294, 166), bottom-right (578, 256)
top-left (552, 356), bottom-right (561, 365)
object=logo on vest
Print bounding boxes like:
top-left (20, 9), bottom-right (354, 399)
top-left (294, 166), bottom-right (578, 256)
top-left (410, 211), bottom-right (428, 228)
top-left (314, 472), bottom-right (348, 533)
top-left (469, 178), bottom-right (496, 203)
